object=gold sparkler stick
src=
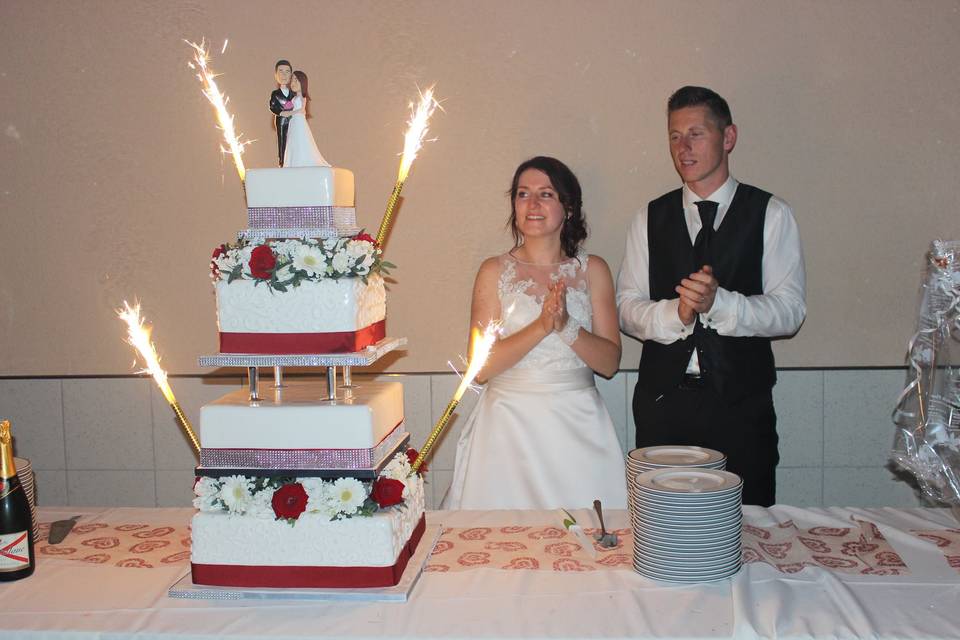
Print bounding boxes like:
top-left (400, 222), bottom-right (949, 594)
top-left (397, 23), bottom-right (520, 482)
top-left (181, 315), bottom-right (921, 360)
top-left (412, 323), bottom-right (498, 472)
top-left (185, 39), bottom-right (251, 184)
top-left (375, 86), bottom-right (440, 248)
top-left (117, 301), bottom-right (201, 457)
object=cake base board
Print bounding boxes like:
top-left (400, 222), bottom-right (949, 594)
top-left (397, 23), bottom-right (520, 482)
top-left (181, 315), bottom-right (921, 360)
top-left (168, 524), bottom-right (440, 603)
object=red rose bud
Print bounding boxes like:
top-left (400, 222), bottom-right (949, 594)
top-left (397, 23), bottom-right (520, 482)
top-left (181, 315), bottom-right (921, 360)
top-left (272, 482), bottom-right (309, 520)
top-left (406, 448), bottom-right (427, 474)
top-left (353, 232), bottom-right (378, 247)
top-left (371, 477), bottom-right (405, 507)
top-left (249, 244), bottom-right (277, 279)
top-left (212, 244), bottom-right (227, 260)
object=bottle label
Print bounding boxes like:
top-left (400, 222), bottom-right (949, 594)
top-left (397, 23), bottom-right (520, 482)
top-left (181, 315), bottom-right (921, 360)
top-left (0, 530), bottom-right (31, 571)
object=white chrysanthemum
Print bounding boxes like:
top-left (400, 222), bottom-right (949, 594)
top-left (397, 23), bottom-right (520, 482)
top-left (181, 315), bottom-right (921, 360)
top-left (194, 476), bottom-right (220, 498)
top-left (330, 477), bottom-right (367, 514)
top-left (247, 489), bottom-right (276, 519)
top-left (214, 251), bottom-right (240, 274)
top-left (219, 475), bottom-right (253, 514)
top-left (238, 245), bottom-right (256, 277)
top-left (275, 263), bottom-right (295, 281)
top-left (292, 244), bottom-right (328, 276)
top-left (299, 477), bottom-right (327, 509)
top-left (331, 252), bottom-right (350, 274)
top-left (346, 239), bottom-right (373, 259)
top-left (192, 494), bottom-right (220, 512)
top-left (322, 236), bottom-right (341, 251)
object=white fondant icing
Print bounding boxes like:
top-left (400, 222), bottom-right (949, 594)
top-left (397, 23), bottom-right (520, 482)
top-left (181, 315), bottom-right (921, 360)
top-left (216, 274), bottom-right (385, 333)
top-left (244, 167), bottom-right (355, 208)
top-left (200, 381), bottom-right (403, 449)
top-left (191, 475), bottom-right (424, 567)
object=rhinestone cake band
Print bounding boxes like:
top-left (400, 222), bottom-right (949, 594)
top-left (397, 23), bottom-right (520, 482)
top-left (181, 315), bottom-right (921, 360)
top-left (247, 206), bottom-right (358, 232)
top-left (200, 423), bottom-right (408, 470)
top-left (239, 227), bottom-right (361, 241)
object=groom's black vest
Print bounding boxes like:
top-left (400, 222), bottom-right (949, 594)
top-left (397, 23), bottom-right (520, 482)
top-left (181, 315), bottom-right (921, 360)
top-left (637, 183), bottom-right (776, 401)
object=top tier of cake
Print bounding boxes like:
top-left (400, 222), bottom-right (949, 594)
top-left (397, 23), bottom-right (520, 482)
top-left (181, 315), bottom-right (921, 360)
top-left (242, 167), bottom-right (359, 240)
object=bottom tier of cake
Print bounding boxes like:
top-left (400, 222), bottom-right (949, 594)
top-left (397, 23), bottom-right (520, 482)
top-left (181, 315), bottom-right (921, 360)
top-left (190, 475), bottom-right (425, 588)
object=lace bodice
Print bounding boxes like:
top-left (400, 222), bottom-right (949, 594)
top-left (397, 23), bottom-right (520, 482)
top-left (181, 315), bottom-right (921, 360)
top-left (497, 250), bottom-right (592, 370)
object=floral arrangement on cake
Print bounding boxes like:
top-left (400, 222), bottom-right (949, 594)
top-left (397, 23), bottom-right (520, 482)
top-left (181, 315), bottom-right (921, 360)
top-left (210, 232), bottom-right (393, 293)
top-left (194, 449), bottom-right (425, 523)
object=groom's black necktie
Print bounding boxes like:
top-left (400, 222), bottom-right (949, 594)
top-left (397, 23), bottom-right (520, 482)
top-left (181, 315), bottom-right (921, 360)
top-left (693, 200), bottom-right (719, 267)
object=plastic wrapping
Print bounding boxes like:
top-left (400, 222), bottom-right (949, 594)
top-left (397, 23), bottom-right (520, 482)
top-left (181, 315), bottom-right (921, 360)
top-left (891, 240), bottom-right (960, 505)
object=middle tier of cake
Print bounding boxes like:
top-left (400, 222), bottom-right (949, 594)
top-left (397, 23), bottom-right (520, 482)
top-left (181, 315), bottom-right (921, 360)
top-left (199, 380), bottom-right (403, 475)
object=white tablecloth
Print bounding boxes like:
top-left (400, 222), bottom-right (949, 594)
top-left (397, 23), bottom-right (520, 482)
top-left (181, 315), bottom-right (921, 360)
top-left (1, 505), bottom-right (958, 639)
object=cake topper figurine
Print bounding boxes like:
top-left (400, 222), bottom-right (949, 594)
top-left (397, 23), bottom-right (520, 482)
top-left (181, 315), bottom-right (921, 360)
top-left (281, 70), bottom-right (331, 168)
top-left (269, 59), bottom-right (295, 167)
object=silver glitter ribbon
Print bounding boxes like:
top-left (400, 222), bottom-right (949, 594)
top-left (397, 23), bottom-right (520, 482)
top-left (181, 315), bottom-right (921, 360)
top-left (200, 424), bottom-right (408, 470)
top-left (247, 206), bottom-right (358, 231)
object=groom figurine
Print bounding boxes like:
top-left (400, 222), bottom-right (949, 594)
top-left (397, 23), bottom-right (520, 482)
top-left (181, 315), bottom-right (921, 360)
top-left (269, 60), bottom-right (294, 166)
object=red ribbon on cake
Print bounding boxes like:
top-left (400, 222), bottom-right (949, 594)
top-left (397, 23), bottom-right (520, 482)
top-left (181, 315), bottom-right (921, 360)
top-left (191, 513), bottom-right (426, 589)
top-left (219, 320), bottom-right (385, 354)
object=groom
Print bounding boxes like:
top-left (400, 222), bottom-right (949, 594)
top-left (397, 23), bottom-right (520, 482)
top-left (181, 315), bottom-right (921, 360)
top-left (269, 60), bottom-right (294, 166)
top-left (616, 86), bottom-right (806, 506)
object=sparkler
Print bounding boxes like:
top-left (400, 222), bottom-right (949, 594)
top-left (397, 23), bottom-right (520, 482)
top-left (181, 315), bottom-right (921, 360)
top-left (375, 86), bottom-right (441, 248)
top-left (186, 39), bottom-right (251, 183)
top-left (117, 301), bottom-right (200, 457)
top-left (411, 322), bottom-right (499, 472)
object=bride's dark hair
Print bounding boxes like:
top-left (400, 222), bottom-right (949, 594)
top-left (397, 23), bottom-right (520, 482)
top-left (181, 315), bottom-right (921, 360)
top-left (293, 70), bottom-right (311, 117)
top-left (507, 156), bottom-right (587, 259)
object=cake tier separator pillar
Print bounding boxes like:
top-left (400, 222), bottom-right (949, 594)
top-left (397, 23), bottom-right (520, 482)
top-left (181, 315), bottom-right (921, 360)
top-left (198, 337), bottom-right (407, 401)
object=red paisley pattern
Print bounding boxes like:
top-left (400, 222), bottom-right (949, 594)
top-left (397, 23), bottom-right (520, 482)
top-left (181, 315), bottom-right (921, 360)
top-left (527, 527), bottom-right (565, 540)
top-left (502, 556), bottom-right (540, 570)
top-left (129, 540), bottom-right (170, 554)
top-left (457, 552), bottom-right (491, 566)
top-left (910, 528), bottom-right (960, 575)
top-left (82, 537), bottom-right (120, 549)
top-left (457, 527), bottom-right (492, 541)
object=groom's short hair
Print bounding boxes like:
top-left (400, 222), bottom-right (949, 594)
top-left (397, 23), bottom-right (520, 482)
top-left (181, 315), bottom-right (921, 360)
top-left (275, 59), bottom-right (292, 71)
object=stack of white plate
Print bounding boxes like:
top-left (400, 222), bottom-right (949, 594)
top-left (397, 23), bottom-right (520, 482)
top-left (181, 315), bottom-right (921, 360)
top-left (14, 457), bottom-right (39, 542)
top-left (625, 446), bottom-right (725, 511)
top-left (631, 467), bottom-right (743, 583)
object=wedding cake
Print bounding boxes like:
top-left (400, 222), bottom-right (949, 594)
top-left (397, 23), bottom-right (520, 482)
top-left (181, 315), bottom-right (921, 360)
top-left (192, 162), bottom-right (425, 589)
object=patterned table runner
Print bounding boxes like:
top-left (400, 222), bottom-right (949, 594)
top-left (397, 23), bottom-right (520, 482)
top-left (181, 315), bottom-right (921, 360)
top-left (36, 519), bottom-right (191, 568)
top-left (35, 515), bottom-right (940, 577)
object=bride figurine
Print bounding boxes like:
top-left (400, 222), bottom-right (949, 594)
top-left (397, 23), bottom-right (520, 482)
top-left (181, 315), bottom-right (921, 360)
top-left (282, 70), bottom-right (330, 168)
top-left (442, 156), bottom-right (628, 510)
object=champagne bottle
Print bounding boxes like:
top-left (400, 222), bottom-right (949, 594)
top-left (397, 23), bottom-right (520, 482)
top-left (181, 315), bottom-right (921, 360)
top-left (0, 420), bottom-right (35, 581)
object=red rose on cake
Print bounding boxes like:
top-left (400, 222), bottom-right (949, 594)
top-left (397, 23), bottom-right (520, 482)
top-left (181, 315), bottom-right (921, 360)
top-left (248, 244), bottom-right (277, 279)
top-left (272, 482), bottom-right (309, 520)
top-left (371, 477), bottom-right (405, 507)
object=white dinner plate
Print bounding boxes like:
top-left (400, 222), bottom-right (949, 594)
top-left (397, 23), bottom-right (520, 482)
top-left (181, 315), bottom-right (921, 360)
top-left (636, 468), bottom-right (742, 495)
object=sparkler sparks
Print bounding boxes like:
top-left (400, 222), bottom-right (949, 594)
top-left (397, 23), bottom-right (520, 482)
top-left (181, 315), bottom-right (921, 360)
top-left (375, 85), bottom-right (442, 248)
top-left (411, 321), bottom-right (499, 472)
top-left (186, 39), bottom-right (251, 182)
top-left (117, 301), bottom-right (200, 455)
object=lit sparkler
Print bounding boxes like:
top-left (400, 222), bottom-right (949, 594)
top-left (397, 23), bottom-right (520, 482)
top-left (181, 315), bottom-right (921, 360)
top-left (186, 39), bottom-right (251, 183)
top-left (411, 321), bottom-right (499, 472)
top-left (117, 301), bottom-right (200, 457)
top-left (375, 85), bottom-right (441, 248)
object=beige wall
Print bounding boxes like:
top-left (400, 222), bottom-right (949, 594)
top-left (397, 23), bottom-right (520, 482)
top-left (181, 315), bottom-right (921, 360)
top-left (1, 1), bottom-right (957, 375)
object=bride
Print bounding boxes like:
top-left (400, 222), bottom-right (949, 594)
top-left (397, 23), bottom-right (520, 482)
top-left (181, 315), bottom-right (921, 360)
top-left (282, 70), bottom-right (330, 168)
top-left (442, 156), bottom-right (627, 510)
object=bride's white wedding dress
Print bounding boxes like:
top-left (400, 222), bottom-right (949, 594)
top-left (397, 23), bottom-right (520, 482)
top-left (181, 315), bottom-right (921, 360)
top-left (442, 250), bottom-right (628, 510)
top-left (282, 95), bottom-right (330, 168)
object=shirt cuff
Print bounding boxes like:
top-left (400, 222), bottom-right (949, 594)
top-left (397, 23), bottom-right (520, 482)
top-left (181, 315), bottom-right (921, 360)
top-left (665, 298), bottom-right (696, 340)
top-left (700, 287), bottom-right (737, 333)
